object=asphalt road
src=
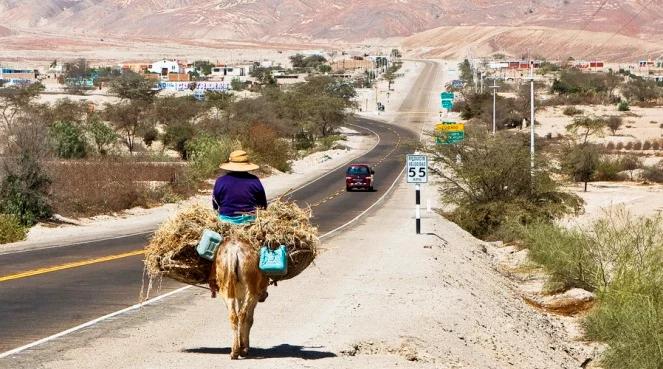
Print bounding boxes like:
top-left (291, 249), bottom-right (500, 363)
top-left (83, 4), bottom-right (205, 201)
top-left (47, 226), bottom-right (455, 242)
top-left (0, 60), bottom-right (439, 355)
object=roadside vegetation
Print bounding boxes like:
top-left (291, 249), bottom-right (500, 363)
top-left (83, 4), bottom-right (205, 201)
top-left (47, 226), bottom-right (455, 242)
top-left (0, 71), bottom-right (357, 239)
top-left (441, 60), bottom-right (663, 369)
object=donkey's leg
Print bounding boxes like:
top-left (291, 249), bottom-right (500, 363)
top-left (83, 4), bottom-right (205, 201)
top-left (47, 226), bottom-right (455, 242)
top-left (238, 295), bottom-right (259, 357)
top-left (225, 298), bottom-right (241, 360)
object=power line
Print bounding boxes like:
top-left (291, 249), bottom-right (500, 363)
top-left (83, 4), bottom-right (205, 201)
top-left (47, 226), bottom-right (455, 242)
top-left (581, 0), bottom-right (655, 59)
top-left (567, 0), bottom-right (611, 44)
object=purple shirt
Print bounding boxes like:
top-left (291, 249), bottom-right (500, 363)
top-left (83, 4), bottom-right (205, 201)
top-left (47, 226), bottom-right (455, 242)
top-left (212, 172), bottom-right (267, 217)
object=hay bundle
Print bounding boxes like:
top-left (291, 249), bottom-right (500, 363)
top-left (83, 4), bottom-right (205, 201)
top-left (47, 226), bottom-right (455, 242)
top-left (144, 200), bottom-right (318, 285)
top-left (144, 204), bottom-right (227, 285)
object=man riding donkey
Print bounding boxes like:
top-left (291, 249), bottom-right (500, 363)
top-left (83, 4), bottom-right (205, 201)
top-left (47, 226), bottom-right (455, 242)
top-left (208, 150), bottom-right (269, 302)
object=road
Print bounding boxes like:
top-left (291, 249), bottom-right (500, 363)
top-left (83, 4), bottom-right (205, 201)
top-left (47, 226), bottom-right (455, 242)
top-left (0, 60), bottom-right (440, 356)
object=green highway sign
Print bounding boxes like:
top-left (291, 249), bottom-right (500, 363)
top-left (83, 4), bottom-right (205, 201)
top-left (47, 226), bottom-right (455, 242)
top-left (441, 100), bottom-right (453, 109)
top-left (440, 92), bottom-right (454, 100)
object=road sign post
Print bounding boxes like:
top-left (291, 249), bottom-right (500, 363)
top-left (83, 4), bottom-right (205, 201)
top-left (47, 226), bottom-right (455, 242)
top-left (407, 154), bottom-right (428, 234)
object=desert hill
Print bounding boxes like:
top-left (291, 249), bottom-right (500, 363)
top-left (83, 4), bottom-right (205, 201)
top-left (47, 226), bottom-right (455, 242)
top-left (0, 0), bottom-right (661, 61)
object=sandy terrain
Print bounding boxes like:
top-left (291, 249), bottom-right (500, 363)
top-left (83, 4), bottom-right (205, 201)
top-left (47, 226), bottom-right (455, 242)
top-left (537, 104), bottom-right (663, 144)
top-left (2, 174), bottom-right (595, 369)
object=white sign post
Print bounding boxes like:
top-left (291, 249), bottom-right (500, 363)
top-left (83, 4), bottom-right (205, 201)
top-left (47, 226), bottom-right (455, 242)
top-left (406, 154), bottom-right (428, 234)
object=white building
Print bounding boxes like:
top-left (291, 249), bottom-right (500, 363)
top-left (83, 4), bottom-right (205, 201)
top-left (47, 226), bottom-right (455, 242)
top-left (210, 65), bottom-right (251, 81)
top-left (148, 60), bottom-right (181, 76)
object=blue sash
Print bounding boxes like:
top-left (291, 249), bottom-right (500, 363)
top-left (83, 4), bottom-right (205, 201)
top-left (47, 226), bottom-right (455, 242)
top-left (218, 214), bottom-right (256, 225)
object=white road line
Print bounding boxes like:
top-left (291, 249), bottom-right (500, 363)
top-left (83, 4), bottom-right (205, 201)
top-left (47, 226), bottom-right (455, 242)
top-left (0, 286), bottom-right (190, 359)
top-left (0, 120), bottom-right (399, 360)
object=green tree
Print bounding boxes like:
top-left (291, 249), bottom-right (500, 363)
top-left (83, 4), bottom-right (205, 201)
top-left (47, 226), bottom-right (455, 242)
top-left (108, 72), bottom-right (157, 102)
top-left (459, 59), bottom-right (474, 84)
top-left (192, 60), bottom-right (215, 76)
top-left (103, 101), bottom-right (153, 153)
top-left (162, 123), bottom-right (196, 159)
top-left (566, 116), bottom-right (606, 144)
top-left (562, 143), bottom-right (601, 192)
top-left (86, 117), bottom-right (118, 155)
top-left (230, 78), bottom-right (244, 91)
top-left (49, 121), bottom-right (87, 159)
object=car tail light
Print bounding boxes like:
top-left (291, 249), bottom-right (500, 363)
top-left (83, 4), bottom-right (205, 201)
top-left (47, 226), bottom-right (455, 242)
top-left (346, 176), bottom-right (353, 180)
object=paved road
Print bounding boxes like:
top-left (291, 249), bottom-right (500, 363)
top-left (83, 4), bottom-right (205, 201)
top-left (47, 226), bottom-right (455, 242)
top-left (0, 60), bottom-right (439, 354)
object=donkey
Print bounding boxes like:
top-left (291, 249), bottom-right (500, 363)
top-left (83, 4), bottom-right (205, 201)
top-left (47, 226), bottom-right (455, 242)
top-left (210, 237), bottom-right (270, 359)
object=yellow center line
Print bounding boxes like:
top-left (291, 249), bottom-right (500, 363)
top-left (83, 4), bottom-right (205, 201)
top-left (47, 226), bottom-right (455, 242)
top-left (0, 250), bottom-right (145, 283)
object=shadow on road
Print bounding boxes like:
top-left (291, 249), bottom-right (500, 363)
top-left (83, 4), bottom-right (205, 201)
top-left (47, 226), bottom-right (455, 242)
top-left (182, 344), bottom-right (337, 360)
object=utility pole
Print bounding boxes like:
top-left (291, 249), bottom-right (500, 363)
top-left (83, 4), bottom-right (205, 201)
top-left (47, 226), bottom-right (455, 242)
top-left (529, 56), bottom-right (535, 177)
top-left (490, 79), bottom-right (500, 135)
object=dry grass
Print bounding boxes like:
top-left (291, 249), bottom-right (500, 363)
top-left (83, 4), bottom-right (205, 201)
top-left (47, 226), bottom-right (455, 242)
top-left (48, 159), bottom-right (191, 217)
top-left (144, 199), bottom-right (319, 285)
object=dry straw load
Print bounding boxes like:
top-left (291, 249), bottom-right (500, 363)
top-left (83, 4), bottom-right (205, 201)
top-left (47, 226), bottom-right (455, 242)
top-left (144, 200), bottom-right (319, 285)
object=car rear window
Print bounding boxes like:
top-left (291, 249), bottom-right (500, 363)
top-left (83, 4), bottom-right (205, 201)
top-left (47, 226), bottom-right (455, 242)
top-left (347, 166), bottom-right (369, 175)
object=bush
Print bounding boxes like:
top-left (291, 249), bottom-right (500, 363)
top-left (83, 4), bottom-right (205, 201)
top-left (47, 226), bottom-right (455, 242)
top-left (642, 164), bottom-right (663, 183)
top-left (562, 106), bottom-right (583, 116)
top-left (616, 142), bottom-right (624, 150)
top-left (594, 156), bottom-right (625, 181)
top-left (0, 154), bottom-right (52, 226)
top-left (244, 123), bottom-right (292, 172)
top-left (580, 212), bottom-right (663, 369)
top-left (605, 142), bottom-right (615, 151)
top-left (653, 141), bottom-right (661, 150)
top-left (50, 121), bottom-right (87, 159)
top-left (643, 140), bottom-right (652, 150)
top-left (618, 101), bottom-right (630, 111)
top-left (605, 116), bottom-right (623, 135)
top-left (0, 214), bottom-right (27, 244)
top-left (318, 134), bottom-right (346, 151)
top-left (186, 134), bottom-right (240, 180)
top-left (428, 126), bottom-right (582, 239)
top-left (633, 141), bottom-right (642, 150)
top-left (625, 142), bottom-right (633, 150)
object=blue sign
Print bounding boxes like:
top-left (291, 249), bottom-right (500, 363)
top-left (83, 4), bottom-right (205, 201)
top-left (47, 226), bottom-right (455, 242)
top-left (441, 100), bottom-right (454, 109)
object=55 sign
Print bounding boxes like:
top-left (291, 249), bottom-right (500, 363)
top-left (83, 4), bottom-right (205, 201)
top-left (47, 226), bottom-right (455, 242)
top-left (406, 154), bottom-right (428, 184)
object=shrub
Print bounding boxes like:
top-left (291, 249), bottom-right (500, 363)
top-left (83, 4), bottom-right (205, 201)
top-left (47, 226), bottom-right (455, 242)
top-left (50, 121), bottom-right (87, 159)
top-left (244, 123), bottom-right (292, 172)
top-left (0, 214), bottom-right (27, 244)
top-left (87, 118), bottom-right (118, 155)
top-left (141, 127), bottom-right (159, 147)
top-left (594, 156), bottom-right (624, 181)
top-left (652, 141), bottom-right (661, 150)
top-left (318, 134), bottom-right (346, 151)
top-left (427, 126), bottom-right (582, 240)
top-left (562, 106), bottom-right (583, 116)
top-left (605, 142), bottom-right (615, 151)
top-left (617, 101), bottom-right (630, 111)
top-left (580, 212), bottom-right (663, 369)
top-left (605, 116), bottom-right (623, 135)
top-left (0, 154), bottom-right (53, 225)
top-left (162, 123), bottom-right (196, 159)
top-left (625, 142), bottom-right (633, 150)
top-left (643, 140), bottom-right (652, 150)
top-left (560, 143), bottom-right (601, 191)
top-left (616, 142), bottom-right (624, 150)
top-left (642, 164), bottom-right (663, 183)
top-left (633, 141), bottom-right (642, 150)
top-left (186, 134), bottom-right (240, 180)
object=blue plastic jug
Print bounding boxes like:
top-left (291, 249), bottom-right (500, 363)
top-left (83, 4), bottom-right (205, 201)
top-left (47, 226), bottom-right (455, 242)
top-left (196, 229), bottom-right (223, 261)
top-left (259, 245), bottom-right (288, 276)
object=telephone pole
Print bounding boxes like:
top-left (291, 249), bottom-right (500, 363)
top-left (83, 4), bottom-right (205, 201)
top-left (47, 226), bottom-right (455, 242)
top-left (529, 56), bottom-right (535, 176)
top-left (490, 79), bottom-right (500, 135)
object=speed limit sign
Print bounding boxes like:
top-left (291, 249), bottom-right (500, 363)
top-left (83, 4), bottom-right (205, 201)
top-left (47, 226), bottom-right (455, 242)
top-left (406, 154), bottom-right (428, 183)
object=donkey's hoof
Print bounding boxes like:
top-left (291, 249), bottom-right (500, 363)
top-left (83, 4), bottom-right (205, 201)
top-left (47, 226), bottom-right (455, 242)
top-left (239, 347), bottom-right (249, 357)
top-left (230, 352), bottom-right (240, 360)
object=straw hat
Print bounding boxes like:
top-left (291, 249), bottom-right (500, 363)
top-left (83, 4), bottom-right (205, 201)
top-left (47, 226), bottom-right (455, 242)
top-left (220, 150), bottom-right (259, 172)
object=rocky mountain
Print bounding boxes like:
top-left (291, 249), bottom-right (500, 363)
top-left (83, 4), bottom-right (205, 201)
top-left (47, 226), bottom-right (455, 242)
top-left (0, 0), bottom-right (661, 42)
